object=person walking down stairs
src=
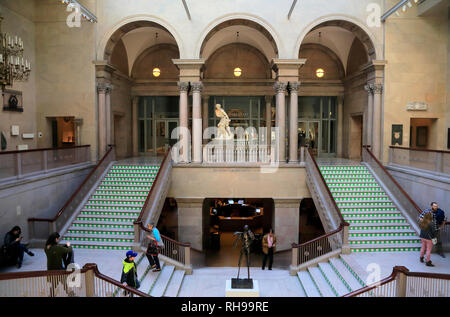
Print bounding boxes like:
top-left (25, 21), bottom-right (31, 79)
top-left (121, 250), bottom-right (140, 297)
top-left (419, 212), bottom-right (437, 267)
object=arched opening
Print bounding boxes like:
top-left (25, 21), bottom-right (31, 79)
top-left (297, 20), bottom-right (375, 159)
top-left (102, 21), bottom-right (181, 157)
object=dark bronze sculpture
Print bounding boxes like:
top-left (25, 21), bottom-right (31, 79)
top-left (231, 225), bottom-right (256, 289)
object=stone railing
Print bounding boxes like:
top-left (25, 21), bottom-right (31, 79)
top-left (389, 146), bottom-right (450, 174)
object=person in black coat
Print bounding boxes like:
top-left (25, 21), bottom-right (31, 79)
top-left (120, 250), bottom-right (140, 296)
top-left (2, 226), bottom-right (34, 268)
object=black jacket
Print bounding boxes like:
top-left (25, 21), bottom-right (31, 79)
top-left (3, 232), bottom-right (20, 254)
top-left (120, 258), bottom-right (138, 288)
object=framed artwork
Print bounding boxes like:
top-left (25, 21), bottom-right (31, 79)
top-left (2, 89), bottom-right (23, 112)
top-left (391, 124), bottom-right (403, 146)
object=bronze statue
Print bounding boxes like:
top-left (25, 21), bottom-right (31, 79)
top-left (232, 225), bottom-right (256, 288)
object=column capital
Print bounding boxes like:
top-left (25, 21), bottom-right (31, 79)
top-left (288, 81), bottom-right (301, 93)
top-left (178, 81), bottom-right (190, 92)
top-left (372, 83), bottom-right (383, 94)
top-left (191, 82), bottom-right (204, 93)
top-left (274, 82), bottom-right (288, 94)
top-left (97, 83), bottom-right (112, 94)
top-left (364, 84), bottom-right (373, 94)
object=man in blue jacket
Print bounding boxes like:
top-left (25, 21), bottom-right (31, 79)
top-left (420, 202), bottom-right (446, 258)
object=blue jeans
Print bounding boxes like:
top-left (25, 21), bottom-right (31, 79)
top-left (16, 243), bottom-right (29, 263)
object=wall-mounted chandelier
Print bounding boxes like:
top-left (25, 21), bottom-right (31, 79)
top-left (0, 15), bottom-right (31, 91)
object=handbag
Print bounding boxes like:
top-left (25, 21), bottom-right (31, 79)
top-left (432, 238), bottom-right (437, 245)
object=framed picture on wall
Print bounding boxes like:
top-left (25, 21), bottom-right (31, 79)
top-left (2, 89), bottom-right (23, 112)
top-left (391, 124), bottom-right (403, 146)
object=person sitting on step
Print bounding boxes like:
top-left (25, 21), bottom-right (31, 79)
top-left (2, 226), bottom-right (34, 269)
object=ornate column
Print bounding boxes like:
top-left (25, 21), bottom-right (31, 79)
top-left (336, 95), bottom-right (344, 157)
top-left (105, 85), bottom-right (113, 147)
top-left (97, 83), bottom-right (107, 158)
top-left (191, 82), bottom-right (203, 163)
top-left (132, 96), bottom-right (139, 156)
top-left (274, 82), bottom-right (288, 162)
top-left (289, 82), bottom-right (300, 163)
top-left (202, 95), bottom-right (209, 143)
top-left (178, 82), bottom-right (190, 163)
top-left (372, 84), bottom-right (383, 159)
top-left (364, 84), bottom-right (374, 148)
top-left (265, 95), bottom-right (272, 145)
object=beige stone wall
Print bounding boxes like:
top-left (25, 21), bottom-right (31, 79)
top-left (168, 166), bottom-right (311, 199)
top-left (34, 0), bottom-right (97, 159)
top-left (0, 1), bottom-right (37, 151)
top-left (111, 74), bottom-right (132, 158)
top-left (383, 9), bottom-right (448, 161)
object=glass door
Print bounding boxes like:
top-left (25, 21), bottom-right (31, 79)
top-left (298, 121), bottom-right (320, 156)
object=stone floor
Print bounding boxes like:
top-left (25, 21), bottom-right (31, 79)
top-left (1, 248), bottom-right (449, 297)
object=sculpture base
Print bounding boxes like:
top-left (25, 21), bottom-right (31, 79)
top-left (226, 280), bottom-right (259, 297)
top-left (231, 278), bottom-right (253, 289)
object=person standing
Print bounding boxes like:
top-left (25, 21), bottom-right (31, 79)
top-left (420, 202), bottom-right (446, 258)
top-left (121, 250), bottom-right (140, 296)
top-left (262, 228), bottom-right (277, 270)
top-left (44, 232), bottom-right (72, 270)
top-left (3, 226), bottom-right (34, 268)
top-left (419, 212), bottom-right (436, 266)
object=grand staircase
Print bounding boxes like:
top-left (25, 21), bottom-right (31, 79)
top-left (296, 254), bottom-right (367, 297)
top-left (319, 164), bottom-right (421, 252)
top-left (61, 163), bottom-right (160, 250)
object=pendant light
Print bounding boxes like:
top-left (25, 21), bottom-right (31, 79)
top-left (233, 31), bottom-right (242, 77)
top-left (152, 32), bottom-right (161, 77)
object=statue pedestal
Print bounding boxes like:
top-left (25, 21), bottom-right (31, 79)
top-left (225, 280), bottom-right (260, 297)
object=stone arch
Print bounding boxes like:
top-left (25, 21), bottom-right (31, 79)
top-left (294, 15), bottom-right (379, 61)
top-left (97, 15), bottom-right (184, 63)
top-left (195, 14), bottom-right (283, 59)
top-left (299, 43), bottom-right (346, 79)
top-left (131, 44), bottom-right (180, 80)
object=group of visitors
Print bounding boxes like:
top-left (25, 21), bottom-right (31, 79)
top-left (418, 202), bottom-right (446, 266)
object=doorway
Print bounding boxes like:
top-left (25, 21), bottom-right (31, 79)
top-left (349, 114), bottom-right (363, 160)
top-left (298, 121), bottom-right (319, 156)
top-left (203, 198), bottom-right (273, 267)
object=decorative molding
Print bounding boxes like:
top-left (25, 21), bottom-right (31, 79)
top-left (97, 83), bottom-right (113, 94)
top-left (288, 81), bottom-right (301, 93)
top-left (364, 84), bottom-right (373, 94)
top-left (372, 83), bottom-right (383, 94)
top-left (190, 82), bottom-right (204, 93)
top-left (177, 81), bottom-right (190, 92)
top-left (274, 82), bottom-right (288, 94)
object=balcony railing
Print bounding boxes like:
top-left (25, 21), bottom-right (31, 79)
top-left (0, 145), bottom-right (91, 184)
top-left (388, 146), bottom-right (450, 174)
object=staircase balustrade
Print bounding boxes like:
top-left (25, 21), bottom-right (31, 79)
top-left (27, 146), bottom-right (115, 246)
top-left (389, 146), bottom-right (450, 174)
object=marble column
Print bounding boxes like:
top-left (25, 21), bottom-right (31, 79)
top-left (336, 96), bottom-right (344, 157)
top-left (289, 82), bottom-right (300, 163)
top-left (132, 96), bottom-right (139, 156)
top-left (372, 84), bottom-right (383, 159)
top-left (364, 84), bottom-right (374, 148)
top-left (274, 82), bottom-right (288, 162)
top-left (97, 84), bottom-right (107, 158)
top-left (105, 85), bottom-right (113, 147)
top-left (265, 96), bottom-right (272, 146)
top-left (178, 82), bottom-right (190, 163)
top-left (176, 198), bottom-right (204, 251)
top-left (273, 199), bottom-right (301, 251)
top-left (202, 95), bottom-right (209, 144)
top-left (191, 82), bottom-right (203, 163)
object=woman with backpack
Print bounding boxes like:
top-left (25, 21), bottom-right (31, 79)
top-left (419, 212), bottom-right (436, 267)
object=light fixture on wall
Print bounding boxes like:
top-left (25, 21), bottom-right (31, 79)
top-left (316, 68), bottom-right (325, 78)
top-left (382, 0), bottom-right (422, 22)
top-left (233, 31), bottom-right (242, 77)
top-left (0, 15), bottom-right (31, 91)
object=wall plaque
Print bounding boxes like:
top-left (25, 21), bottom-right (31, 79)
top-left (406, 102), bottom-right (427, 111)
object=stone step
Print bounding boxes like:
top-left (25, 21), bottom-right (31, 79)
top-left (164, 270), bottom-right (186, 297)
top-left (328, 257), bottom-right (365, 292)
top-left (319, 166), bottom-right (366, 170)
top-left (100, 181), bottom-right (153, 187)
top-left (308, 267), bottom-right (336, 297)
top-left (79, 211), bottom-right (140, 217)
top-left (349, 231), bottom-right (417, 239)
top-left (348, 224), bottom-right (413, 231)
top-left (150, 265), bottom-right (176, 297)
top-left (104, 177), bottom-right (156, 182)
top-left (139, 262), bottom-right (166, 294)
top-left (321, 171), bottom-right (371, 175)
top-left (329, 188), bottom-right (384, 193)
top-left (350, 243), bottom-right (422, 252)
top-left (62, 235), bottom-right (134, 244)
top-left (66, 227), bottom-right (134, 235)
top-left (59, 240), bottom-right (133, 250)
top-left (338, 203), bottom-right (395, 208)
top-left (325, 180), bottom-right (378, 185)
top-left (86, 201), bottom-right (144, 207)
top-left (297, 271), bottom-right (321, 297)
top-left (75, 215), bottom-right (137, 223)
top-left (318, 262), bottom-right (350, 296)
top-left (83, 205), bottom-right (142, 211)
top-left (342, 212), bottom-right (402, 219)
top-left (90, 195), bottom-right (147, 202)
top-left (64, 232), bottom-right (135, 240)
top-left (95, 189), bottom-right (150, 195)
top-left (349, 237), bottom-right (421, 244)
top-left (334, 198), bottom-right (391, 203)
top-left (332, 193), bottom-right (388, 198)
top-left (346, 218), bottom-right (408, 224)
top-left (71, 220), bottom-right (134, 228)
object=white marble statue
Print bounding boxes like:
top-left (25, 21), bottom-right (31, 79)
top-left (215, 104), bottom-right (233, 140)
